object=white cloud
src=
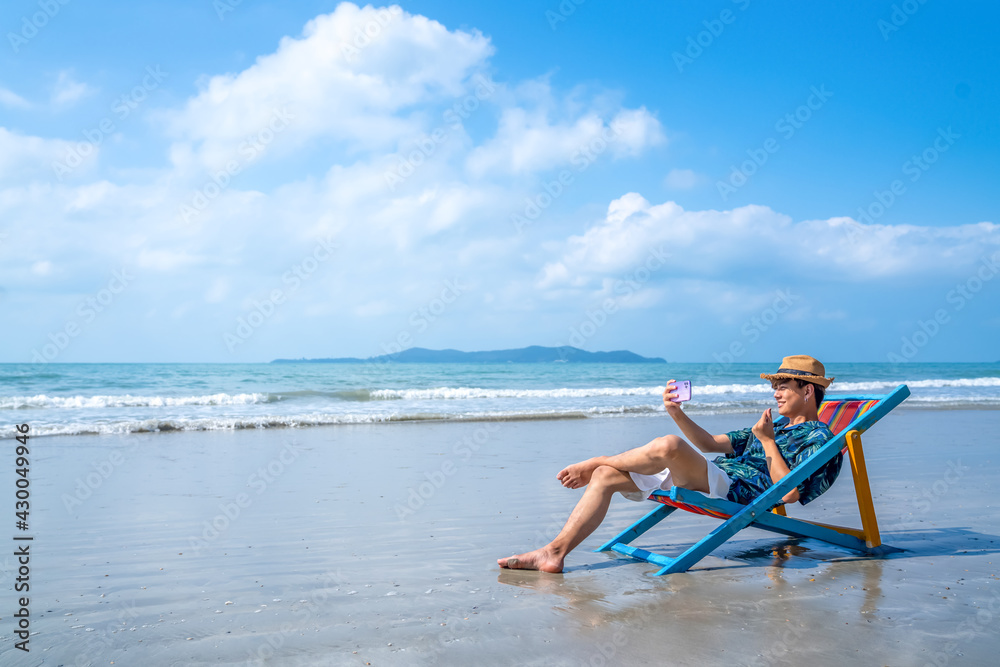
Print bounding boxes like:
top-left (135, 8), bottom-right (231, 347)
top-left (0, 87), bottom-right (30, 109)
top-left (354, 299), bottom-right (394, 317)
top-left (31, 260), bottom-right (52, 276)
top-left (51, 71), bottom-right (96, 108)
top-left (467, 105), bottom-right (663, 176)
top-left (538, 193), bottom-right (1000, 291)
top-left (0, 128), bottom-right (93, 182)
top-left (67, 181), bottom-right (118, 211)
top-left (204, 277), bottom-right (230, 303)
top-left (608, 108), bottom-right (664, 158)
top-left (664, 168), bottom-right (704, 189)
top-left (164, 3), bottom-right (493, 171)
top-left (136, 248), bottom-right (201, 272)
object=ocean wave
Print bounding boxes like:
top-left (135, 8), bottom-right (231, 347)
top-left (368, 386), bottom-right (662, 400)
top-left (0, 410), bottom-right (587, 438)
top-left (695, 377), bottom-right (1000, 395)
top-left (366, 383), bottom-right (779, 400)
top-left (4, 376), bottom-right (997, 412)
top-left (688, 383), bottom-right (773, 395)
top-left (4, 394), bottom-right (1000, 439)
top-left (0, 392), bottom-right (270, 410)
top-left (832, 377), bottom-right (1000, 391)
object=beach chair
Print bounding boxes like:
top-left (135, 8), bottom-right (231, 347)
top-left (596, 384), bottom-right (910, 575)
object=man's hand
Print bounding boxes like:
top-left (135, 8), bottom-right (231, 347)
top-left (752, 407), bottom-right (797, 502)
top-left (752, 408), bottom-right (775, 442)
top-left (662, 380), bottom-right (684, 416)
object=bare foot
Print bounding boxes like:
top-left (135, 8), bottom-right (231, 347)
top-left (497, 547), bottom-right (564, 573)
top-left (557, 458), bottom-right (601, 489)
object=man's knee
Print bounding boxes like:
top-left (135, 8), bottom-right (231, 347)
top-left (650, 435), bottom-right (683, 459)
top-left (591, 465), bottom-right (624, 487)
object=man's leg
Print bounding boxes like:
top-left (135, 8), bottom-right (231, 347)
top-left (499, 436), bottom-right (713, 572)
top-left (557, 435), bottom-right (712, 493)
top-left (498, 465), bottom-right (638, 573)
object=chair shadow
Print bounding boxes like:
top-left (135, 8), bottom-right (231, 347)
top-left (621, 525), bottom-right (1000, 573)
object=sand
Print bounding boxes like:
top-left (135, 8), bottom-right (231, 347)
top-left (2, 409), bottom-right (999, 665)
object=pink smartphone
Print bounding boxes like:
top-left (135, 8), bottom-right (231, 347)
top-left (670, 380), bottom-right (692, 403)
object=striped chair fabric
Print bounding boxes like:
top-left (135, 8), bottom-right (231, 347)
top-left (818, 399), bottom-right (880, 435)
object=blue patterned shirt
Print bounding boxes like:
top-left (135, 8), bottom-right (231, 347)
top-left (714, 417), bottom-right (838, 506)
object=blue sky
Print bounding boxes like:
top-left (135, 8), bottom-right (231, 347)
top-left (1, 0), bottom-right (998, 363)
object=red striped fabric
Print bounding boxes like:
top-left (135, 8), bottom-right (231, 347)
top-left (818, 399), bottom-right (879, 435)
top-left (648, 494), bottom-right (732, 519)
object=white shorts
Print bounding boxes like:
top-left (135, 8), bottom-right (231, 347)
top-left (623, 459), bottom-right (732, 502)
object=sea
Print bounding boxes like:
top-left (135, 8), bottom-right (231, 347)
top-left (2, 361), bottom-right (999, 439)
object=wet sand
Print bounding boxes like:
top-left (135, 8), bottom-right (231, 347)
top-left (2, 409), bottom-right (999, 665)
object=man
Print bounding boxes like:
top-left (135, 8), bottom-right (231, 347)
top-left (498, 355), bottom-right (838, 573)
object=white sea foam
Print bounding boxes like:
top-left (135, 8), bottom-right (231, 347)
top-left (6, 378), bottom-right (996, 411)
top-left (0, 393), bottom-right (269, 410)
top-left (367, 383), bottom-right (776, 400)
top-left (0, 413), bottom-right (399, 437)
top-left (830, 377), bottom-right (1000, 392)
top-left (688, 383), bottom-right (773, 395)
top-left (369, 386), bottom-right (661, 400)
top-left (0, 410), bottom-right (594, 438)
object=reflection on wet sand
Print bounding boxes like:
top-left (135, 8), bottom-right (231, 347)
top-left (497, 541), bottom-right (889, 631)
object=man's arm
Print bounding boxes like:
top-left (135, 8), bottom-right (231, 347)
top-left (663, 383), bottom-right (733, 455)
top-left (751, 409), bottom-right (800, 504)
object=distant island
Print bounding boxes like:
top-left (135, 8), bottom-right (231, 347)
top-left (271, 345), bottom-right (666, 364)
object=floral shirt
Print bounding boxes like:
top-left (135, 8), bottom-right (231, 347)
top-left (713, 417), bottom-right (838, 506)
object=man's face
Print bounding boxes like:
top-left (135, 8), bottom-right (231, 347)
top-left (772, 380), bottom-right (810, 417)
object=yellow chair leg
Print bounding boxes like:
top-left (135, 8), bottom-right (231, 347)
top-left (846, 430), bottom-right (881, 548)
top-left (772, 505), bottom-right (787, 516)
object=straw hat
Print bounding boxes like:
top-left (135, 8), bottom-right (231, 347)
top-left (760, 355), bottom-right (834, 388)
